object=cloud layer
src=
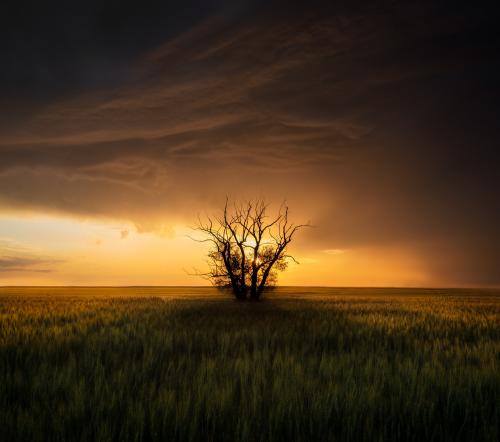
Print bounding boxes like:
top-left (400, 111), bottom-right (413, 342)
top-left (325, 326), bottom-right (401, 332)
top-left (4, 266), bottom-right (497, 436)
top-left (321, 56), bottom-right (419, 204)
top-left (1, 1), bottom-right (499, 285)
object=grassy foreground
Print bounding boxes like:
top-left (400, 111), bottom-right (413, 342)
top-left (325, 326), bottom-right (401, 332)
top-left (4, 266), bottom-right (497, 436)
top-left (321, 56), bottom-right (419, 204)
top-left (0, 287), bottom-right (498, 442)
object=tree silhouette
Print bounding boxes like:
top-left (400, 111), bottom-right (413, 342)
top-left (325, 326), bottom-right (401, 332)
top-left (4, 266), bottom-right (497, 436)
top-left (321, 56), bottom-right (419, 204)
top-left (193, 199), bottom-right (308, 300)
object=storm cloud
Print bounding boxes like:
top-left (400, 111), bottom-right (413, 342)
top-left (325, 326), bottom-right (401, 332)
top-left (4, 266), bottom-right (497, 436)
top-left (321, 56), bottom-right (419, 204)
top-left (1, 1), bottom-right (499, 285)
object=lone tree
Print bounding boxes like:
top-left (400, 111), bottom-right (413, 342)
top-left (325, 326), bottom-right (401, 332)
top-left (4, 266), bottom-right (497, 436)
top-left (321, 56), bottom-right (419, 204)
top-left (193, 199), bottom-right (308, 300)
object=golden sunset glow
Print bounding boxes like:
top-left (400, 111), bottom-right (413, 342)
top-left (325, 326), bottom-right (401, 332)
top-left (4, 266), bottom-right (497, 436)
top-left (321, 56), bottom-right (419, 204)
top-left (0, 212), bottom-right (431, 287)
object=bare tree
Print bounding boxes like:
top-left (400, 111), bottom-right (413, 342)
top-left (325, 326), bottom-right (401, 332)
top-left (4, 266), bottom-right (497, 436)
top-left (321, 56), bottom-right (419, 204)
top-left (192, 199), bottom-right (308, 300)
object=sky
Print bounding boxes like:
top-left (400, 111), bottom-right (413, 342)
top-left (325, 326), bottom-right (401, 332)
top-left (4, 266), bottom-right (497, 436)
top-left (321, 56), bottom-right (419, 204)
top-left (0, 0), bottom-right (499, 287)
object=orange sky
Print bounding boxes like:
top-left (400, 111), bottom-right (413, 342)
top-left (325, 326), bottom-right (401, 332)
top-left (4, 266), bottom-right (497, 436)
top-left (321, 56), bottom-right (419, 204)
top-left (0, 213), bottom-right (442, 287)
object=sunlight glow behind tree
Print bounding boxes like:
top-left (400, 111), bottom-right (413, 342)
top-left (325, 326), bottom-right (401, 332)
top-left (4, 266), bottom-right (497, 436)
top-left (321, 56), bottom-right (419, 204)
top-left (192, 199), bottom-right (309, 300)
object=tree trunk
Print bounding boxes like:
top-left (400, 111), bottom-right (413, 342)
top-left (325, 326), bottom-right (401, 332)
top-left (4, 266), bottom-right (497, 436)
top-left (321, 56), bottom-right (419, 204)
top-left (231, 281), bottom-right (247, 300)
top-left (250, 267), bottom-right (259, 300)
top-left (234, 289), bottom-right (247, 300)
top-left (250, 291), bottom-right (261, 301)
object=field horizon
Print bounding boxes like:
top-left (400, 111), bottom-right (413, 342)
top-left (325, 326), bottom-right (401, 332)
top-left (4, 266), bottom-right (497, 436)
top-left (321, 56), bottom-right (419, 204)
top-left (2, 285), bottom-right (500, 290)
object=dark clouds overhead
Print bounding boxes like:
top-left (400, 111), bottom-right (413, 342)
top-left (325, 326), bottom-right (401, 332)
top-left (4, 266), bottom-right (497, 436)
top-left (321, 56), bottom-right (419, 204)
top-left (0, 0), bottom-right (499, 285)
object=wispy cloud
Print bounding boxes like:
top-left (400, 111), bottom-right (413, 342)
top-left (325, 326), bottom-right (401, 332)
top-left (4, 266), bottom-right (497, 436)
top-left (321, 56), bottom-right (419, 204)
top-left (0, 12), bottom-right (374, 229)
top-left (323, 249), bottom-right (345, 255)
top-left (0, 240), bottom-right (62, 274)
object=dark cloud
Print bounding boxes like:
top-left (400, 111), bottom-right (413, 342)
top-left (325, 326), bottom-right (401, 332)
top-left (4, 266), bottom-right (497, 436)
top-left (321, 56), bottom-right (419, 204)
top-left (0, 1), bottom-right (499, 285)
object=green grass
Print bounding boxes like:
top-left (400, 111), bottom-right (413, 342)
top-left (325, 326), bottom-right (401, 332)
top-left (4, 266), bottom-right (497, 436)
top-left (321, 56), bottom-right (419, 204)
top-left (0, 287), bottom-right (498, 441)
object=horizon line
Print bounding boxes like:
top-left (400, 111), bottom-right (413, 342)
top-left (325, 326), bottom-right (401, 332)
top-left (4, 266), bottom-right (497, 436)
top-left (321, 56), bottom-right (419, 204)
top-left (0, 285), bottom-right (499, 290)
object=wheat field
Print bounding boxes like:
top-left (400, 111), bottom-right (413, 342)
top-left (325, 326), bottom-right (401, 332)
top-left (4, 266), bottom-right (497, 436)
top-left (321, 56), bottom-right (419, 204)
top-left (0, 287), bottom-right (498, 441)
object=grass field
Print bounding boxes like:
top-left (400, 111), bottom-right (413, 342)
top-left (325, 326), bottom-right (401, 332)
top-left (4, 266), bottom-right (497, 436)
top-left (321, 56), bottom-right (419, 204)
top-left (0, 287), bottom-right (498, 441)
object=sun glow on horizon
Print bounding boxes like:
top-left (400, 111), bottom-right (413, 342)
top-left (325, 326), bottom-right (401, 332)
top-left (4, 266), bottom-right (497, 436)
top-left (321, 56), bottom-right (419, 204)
top-left (0, 212), bottom-right (439, 287)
